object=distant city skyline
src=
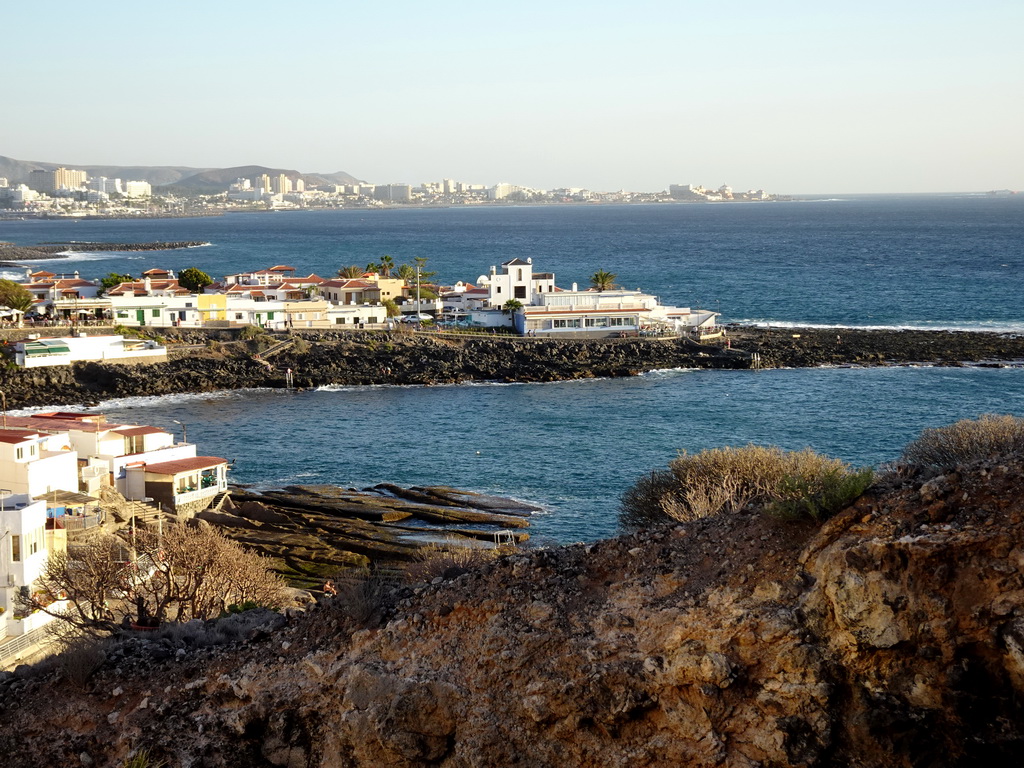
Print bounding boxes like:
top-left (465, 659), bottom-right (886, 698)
top-left (6, 1), bottom-right (1022, 194)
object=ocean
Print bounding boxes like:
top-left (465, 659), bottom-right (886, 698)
top-left (4, 195), bottom-right (1023, 542)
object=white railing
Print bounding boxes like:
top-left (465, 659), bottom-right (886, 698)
top-left (173, 483), bottom-right (225, 506)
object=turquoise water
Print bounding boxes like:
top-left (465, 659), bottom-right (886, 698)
top-left (5, 196), bottom-right (1023, 542)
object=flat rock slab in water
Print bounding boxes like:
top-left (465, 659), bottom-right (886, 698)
top-left (194, 482), bottom-right (536, 587)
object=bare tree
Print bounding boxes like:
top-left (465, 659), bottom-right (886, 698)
top-left (23, 524), bottom-right (288, 634)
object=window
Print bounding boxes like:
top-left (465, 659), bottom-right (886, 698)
top-left (496, 286), bottom-right (502, 294)
top-left (336, 318), bottom-right (346, 324)
top-left (235, 313), bottom-right (244, 320)
top-left (11, 535), bottom-right (20, 562)
top-left (152, 309), bottom-right (160, 318)
top-left (16, 447), bottom-right (23, 460)
top-left (514, 286), bottom-right (526, 299)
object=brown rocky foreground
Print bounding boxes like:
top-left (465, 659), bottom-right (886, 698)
top-left (2, 451), bottom-right (1023, 767)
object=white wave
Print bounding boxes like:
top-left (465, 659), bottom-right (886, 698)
top-left (732, 319), bottom-right (1024, 334)
top-left (641, 367), bottom-right (698, 377)
top-left (16, 251), bottom-right (126, 263)
top-left (9, 387), bottom-right (283, 416)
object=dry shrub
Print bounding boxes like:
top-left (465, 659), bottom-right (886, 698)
top-left (405, 542), bottom-right (500, 584)
top-left (900, 414), bottom-right (1024, 469)
top-left (621, 444), bottom-right (873, 528)
top-left (55, 635), bottom-right (110, 690)
top-left (619, 469), bottom-right (684, 530)
top-left (332, 568), bottom-right (393, 628)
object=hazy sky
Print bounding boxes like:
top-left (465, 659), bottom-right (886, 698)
top-left (5, 1), bottom-right (1022, 193)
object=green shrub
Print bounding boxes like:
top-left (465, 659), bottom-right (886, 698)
top-left (121, 748), bottom-right (167, 768)
top-left (768, 467), bottom-right (875, 522)
top-left (238, 324), bottom-right (266, 341)
top-left (620, 445), bottom-right (873, 528)
top-left (900, 414), bottom-right (1024, 469)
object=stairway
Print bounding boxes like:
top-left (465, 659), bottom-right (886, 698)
top-left (126, 500), bottom-right (164, 528)
top-left (208, 489), bottom-right (232, 512)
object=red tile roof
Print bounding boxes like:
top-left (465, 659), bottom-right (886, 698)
top-left (114, 426), bottom-right (169, 437)
top-left (0, 429), bottom-right (42, 444)
top-left (142, 456), bottom-right (227, 475)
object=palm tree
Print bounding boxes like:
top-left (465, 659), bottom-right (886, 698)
top-left (365, 262), bottom-right (381, 275)
top-left (379, 255), bottom-right (395, 278)
top-left (590, 269), bottom-right (617, 292)
top-left (397, 264), bottom-right (416, 282)
top-left (337, 265), bottom-right (363, 279)
top-left (502, 299), bottom-right (524, 316)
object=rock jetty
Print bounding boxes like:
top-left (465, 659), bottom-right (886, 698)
top-left (2, 326), bottom-right (1023, 410)
top-left (3, 446), bottom-right (1023, 766)
top-left (726, 325), bottom-right (1024, 367)
top-left (0, 240), bottom-right (209, 264)
top-left (0, 332), bottom-right (750, 409)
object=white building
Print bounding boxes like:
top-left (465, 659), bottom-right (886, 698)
top-left (463, 258), bottom-right (719, 337)
top-left (123, 180), bottom-right (152, 198)
top-left (0, 429), bottom-right (79, 499)
top-left (476, 258), bottom-right (556, 308)
top-left (12, 335), bottom-right (167, 368)
top-left (4, 413), bottom-right (227, 515)
top-left (0, 494), bottom-right (61, 638)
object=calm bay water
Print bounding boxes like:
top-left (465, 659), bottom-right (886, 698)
top-left (4, 196), bottom-right (1023, 542)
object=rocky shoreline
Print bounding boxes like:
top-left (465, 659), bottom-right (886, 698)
top-left (1, 326), bottom-right (1022, 410)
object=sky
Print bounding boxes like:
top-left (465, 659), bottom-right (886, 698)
top-left (4, 1), bottom-right (1022, 194)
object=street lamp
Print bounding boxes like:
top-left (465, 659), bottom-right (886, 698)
top-left (171, 420), bottom-right (187, 445)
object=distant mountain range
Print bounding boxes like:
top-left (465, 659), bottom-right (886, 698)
top-left (0, 155), bottom-right (363, 193)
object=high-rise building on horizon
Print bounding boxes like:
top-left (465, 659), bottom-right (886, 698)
top-left (28, 167), bottom-right (88, 194)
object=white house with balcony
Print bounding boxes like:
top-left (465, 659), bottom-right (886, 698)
top-left (124, 456), bottom-right (228, 516)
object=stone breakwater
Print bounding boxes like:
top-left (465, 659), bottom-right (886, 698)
top-left (2, 450), bottom-right (1023, 766)
top-left (726, 325), bottom-right (1024, 368)
top-left (0, 333), bottom-right (749, 409)
top-left (0, 240), bottom-right (209, 264)
top-left (1, 327), bottom-right (1022, 410)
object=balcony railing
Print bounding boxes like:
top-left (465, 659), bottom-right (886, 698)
top-left (173, 482), bottom-right (225, 506)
